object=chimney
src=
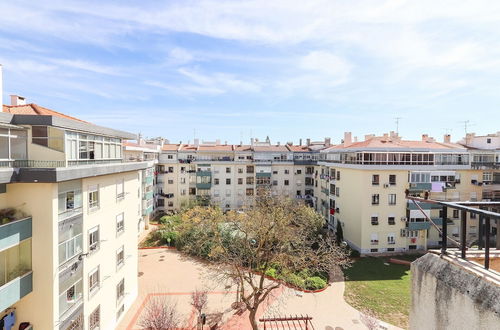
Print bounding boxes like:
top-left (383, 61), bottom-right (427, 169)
top-left (324, 137), bottom-right (331, 147)
top-left (0, 65), bottom-right (3, 107)
top-left (277, 141), bottom-right (280, 146)
top-left (215, 139), bottom-right (221, 145)
top-left (382, 133), bottom-right (389, 140)
top-left (422, 134), bottom-right (428, 142)
top-left (443, 134), bottom-right (451, 143)
top-left (137, 133), bottom-right (143, 145)
top-left (306, 138), bottom-right (311, 146)
top-left (194, 138), bottom-right (199, 147)
top-left (353, 136), bottom-right (358, 143)
top-left (250, 138), bottom-right (254, 146)
top-left (364, 134), bottom-right (375, 141)
top-left (343, 132), bottom-right (352, 146)
top-left (224, 141), bottom-right (227, 145)
top-left (299, 138), bottom-right (302, 146)
top-left (10, 95), bottom-right (26, 106)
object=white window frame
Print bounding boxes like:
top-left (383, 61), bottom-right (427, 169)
top-left (116, 213), bottom-right (125, 236)
top-left (88, 226), bottom-right (100, 253)
top-left (116, 278), bottom-right (125, 305)
top-left (116, 246), bottom-right (125, 270)
top-left (89, 266), bottom-right (100, 296)
top-left (89, 305), bottom-right (100, 330)
top-left (116, 179), bottom-right (125, 200)
top-left (88, 185), bottom-right (100, 210)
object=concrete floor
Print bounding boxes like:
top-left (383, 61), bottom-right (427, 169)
top-left (117, 248), bottom-right (402, 330)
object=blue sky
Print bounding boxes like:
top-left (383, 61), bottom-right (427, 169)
top-left (1, 0), bottom-right (499, 144)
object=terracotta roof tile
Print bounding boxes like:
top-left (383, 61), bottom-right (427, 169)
top-left (162, 144), bottom-right (181, 151)
top-left (198, 145), bottom-right (234, 151)
top-left (325, 137), bottom-right (465, 151)
top-left (253, 145), bottom-right (289, 152)
top-left (3, 103), bottom-right (88, 123)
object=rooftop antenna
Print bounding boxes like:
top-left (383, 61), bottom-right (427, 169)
top-left (394, 117), bottom-right (402, 134)
top-left (442, 128), bottom-right (452, 135)
top-left (193, 128), bottom-right (196, 140)
top-left (458, 120), bottom-right (474, 136)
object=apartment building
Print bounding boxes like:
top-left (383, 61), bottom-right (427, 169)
top-left (315, 131), bottom-right (486, 254)
top-left (0, 96), bottom-right (148, 329)
top-left (155, 138), bottom-right (328, 213)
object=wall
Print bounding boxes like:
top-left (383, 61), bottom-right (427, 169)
top-left (81, 171), bottom-right (140, 330)
top-left (3, 182), bottom-right (58, 329)
top-left (410, 253), bottom-right (500, 330)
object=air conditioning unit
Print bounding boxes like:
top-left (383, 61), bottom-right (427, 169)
top-left (383, 183), bottom-right (390, 188)
top-left (410, 183), bottom-right (417, 188)
top-left (401, 217), bottom-right (407, 222)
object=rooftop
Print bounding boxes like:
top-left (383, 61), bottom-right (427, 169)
top-left (3, 103), bottom-right (88, 123)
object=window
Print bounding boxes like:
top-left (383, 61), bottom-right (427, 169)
top-left (273, 170), bottom-right (278, 175)
top-left (483, 172), bottom-right (493, 182)
top-left (226, 178), bottom-right (231, 185)
top-left (336, 171), bottom-right (340, 180)
top-left (88, 185), bottom-right (99, 210)
top-left (296, 190), bottom-right (301, 196)
top-left (371, 216), bottom-right (379, 225)
top-left (167, 179), bottom-right (173, 184)
top-left (238, 178), bottom-right (243, 185)
top-left (214, 178), bottom-right (220, 185)
top-left (388, 194), bottom-right (397, 205)
top-left (89, 266), bottom-right (100, 295)
top-left (389, 175), bottom-right (396, 185)
top-left (336, 187), bottom-right (340, 197)
top-left (89, 306), bottom-right (100, 330)
top-left (116, 246), bottom-right (124, 269)
top-left (117, 304), bottom-right (124, 320)
top-left (167, 154), bottom-right (173, 159)
top-left (246, 166), bottom-right (254, 173)
top-left (453, 210), bottom-right (459, 218)
top-left (67, 285), bottom-right (76, 302)
top-left (388, 216), bottom-right (396, 225)
top-left (284, 180), bottom-right (289, 186)
top-left (89, 226), bottom-right (100, 252)
top-left (246, 188), bottom-right (254, 196)
top-left (372, 194), bottom-right (380, 205)
top-left (370, 233), bottom-right (378, 244)
top-left (226, 167), bottom-right (231, 173)
top-left (116, 180), bottom-right (124, 200)
top-left (387, 234), bottom-right (395, 245)
top-left (284, 169), bottom-right (290, 174)
top-left (168, 166), bottom-right (174, 172)
top-left (272, 180), bottom-right (278, 186)
top-left (116, 213), bottom-right (125, 235)
top-left (246, 177), bottom-right (254, 185)
top-left (487, 138), bottom-right (491, 144)
top-left (372, 174), bottom-right (379, 185)
top-left (296, 169), bottom-right (302, 175)
top-left (116, 279), bottom-right (125, 303)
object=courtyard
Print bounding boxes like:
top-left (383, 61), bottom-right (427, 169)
top-left (117, 248), bottom-right (402, 330)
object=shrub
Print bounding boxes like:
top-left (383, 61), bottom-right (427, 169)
top-left (304, 276), bottom-right (327, 290)
top-left (162, 231), bottom-right (178, 246)
top-left (297, 268), bottom-right (311, 279)
top-left (281, 272), bottom-right (305, 289)
top-left (265, 267), bottom-right (277, 278)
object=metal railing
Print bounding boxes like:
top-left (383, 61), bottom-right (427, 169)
top-left (406, 195), bottom-right (500, 271)
top-left (0, 159), bottom-right (66, 168)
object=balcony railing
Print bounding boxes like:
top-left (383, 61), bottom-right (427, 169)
top-left (0, 271), bottom-right (33, 312)
top-left (0, 159), bottom-right (66, 168)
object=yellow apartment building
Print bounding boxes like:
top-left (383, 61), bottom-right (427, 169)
top-left (1, 97), bottom-right (150, 329)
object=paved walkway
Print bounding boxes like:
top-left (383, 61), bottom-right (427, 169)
top-left (117, 249), bottom-right (402, 330)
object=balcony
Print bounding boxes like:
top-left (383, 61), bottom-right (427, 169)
top-left (408, 183), bottom-right (432, 192)
top-left (142, 176), bottom-right (154, 185)
top-left (196, 183), bottom-right (212, 189)
top-left (407, 221), bottom-right (431, 231)
top-left (0, 216), bottom-right (32, 251)
top-left (196, 170), bottom-right (212, 176)
top-left (143, 191), bottom-right (154, 200)
top-left (0, 159), bottom-right (66, 168)
top-left (407, 201), bottom-right (442, 210)
top-left (0, 271), bottom-right (33, 311)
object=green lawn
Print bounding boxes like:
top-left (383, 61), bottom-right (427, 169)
top-left (344, 255), bottom-right (421, 329)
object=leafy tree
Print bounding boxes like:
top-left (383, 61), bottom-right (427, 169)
top-left (176, 196), bottom-right (350, 329)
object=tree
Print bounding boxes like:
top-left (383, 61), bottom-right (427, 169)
top-left (177, 195), bottom-right (351, 330)
top-left (139, 295), bottom-right (180, 330)
top-left (191, 289), bottom-right (208, 325)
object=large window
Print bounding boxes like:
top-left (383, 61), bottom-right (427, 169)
top-left (0, 128), bottom-right (27, 160)
top-left (32, 126), bottom-right (64, 151)
top-left (116, 278), bottom-right (125, 303)
top-left (58, 189), bottom-right (83, 220)
top-left (66, 131), bottom-right (122, 161)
